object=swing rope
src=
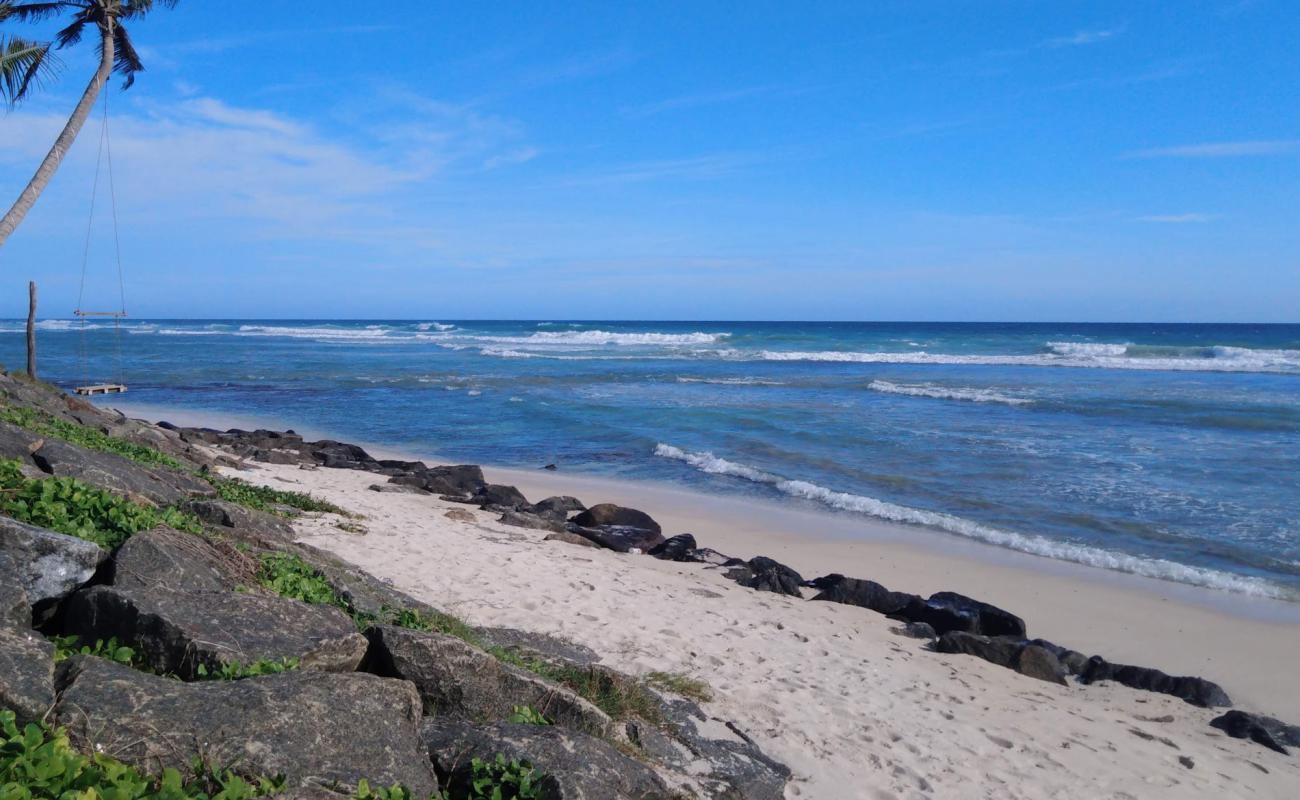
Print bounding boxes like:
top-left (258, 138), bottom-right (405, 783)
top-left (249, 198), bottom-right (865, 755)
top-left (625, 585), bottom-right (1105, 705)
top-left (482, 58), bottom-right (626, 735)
top-left (74, 92), bottom-right (128, 392)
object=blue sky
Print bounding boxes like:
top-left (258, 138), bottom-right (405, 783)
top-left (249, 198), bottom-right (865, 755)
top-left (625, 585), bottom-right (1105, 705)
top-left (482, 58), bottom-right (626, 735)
top-left (0, 0), bottom-right (1297, 321)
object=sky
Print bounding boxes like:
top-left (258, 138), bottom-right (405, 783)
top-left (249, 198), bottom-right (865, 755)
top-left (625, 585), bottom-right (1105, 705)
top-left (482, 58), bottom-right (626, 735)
top-left (0, 0), bottom-right (1297, 321)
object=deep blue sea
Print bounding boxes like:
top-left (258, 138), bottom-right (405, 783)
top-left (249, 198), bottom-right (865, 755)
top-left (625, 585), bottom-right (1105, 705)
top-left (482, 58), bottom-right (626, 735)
top-left (4, 319), bottom-right (1298, 600)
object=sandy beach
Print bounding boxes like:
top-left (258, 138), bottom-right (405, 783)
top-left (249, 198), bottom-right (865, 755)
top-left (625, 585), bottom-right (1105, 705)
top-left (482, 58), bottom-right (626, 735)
top-left (187, 437), bottom-right (1300, 800)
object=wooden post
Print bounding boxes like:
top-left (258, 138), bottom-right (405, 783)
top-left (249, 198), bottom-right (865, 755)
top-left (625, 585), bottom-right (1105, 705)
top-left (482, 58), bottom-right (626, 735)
top-left (26, 281), bottom-right (37, 378)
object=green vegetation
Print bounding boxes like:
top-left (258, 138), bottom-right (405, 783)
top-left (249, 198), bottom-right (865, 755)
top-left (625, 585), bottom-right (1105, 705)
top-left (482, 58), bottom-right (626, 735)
top-left (1, 406), bottom-right (186, 471)
top-left (51, 636), bottom-right (142, 668)
top-left (0, 709), bottom-right (282, 800)
top-left (196, 657), bottom-right (300, 681)
top-left (208, 475), bottom-right (349, 517)
top-left (468, 756), bottom-right (543, 800)
top-left (646, 671), bottom-right (714, 703)
top-left (0, 459), bottom-right (202, 549)
top-left (257, 553), bottom-right (344, 607)
top-left (506, 706), bottom-right (550, 726)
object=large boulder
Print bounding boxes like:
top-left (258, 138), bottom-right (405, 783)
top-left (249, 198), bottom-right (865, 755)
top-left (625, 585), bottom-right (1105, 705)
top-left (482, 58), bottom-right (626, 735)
top-left (1080, 656), bottom-right (1231, 708)
top-left (571, 504), bottom-right (661, 534)
top-left (365, 626), bottom-right (612, 737)
top-left (925, 591), bottom-right (1026, 638)
top-left (470, 484), bottom-right (530, 511)
top-left (108, 527), bottom-right (239, 592)
top-left (531, 496), bottom-right (586, 520)
top-left (627, 698), bottom-right (791, 800)
top-left (567, 524), bottom-right (665, 553)
top-left (724, 557), bottom-right (804, 597)
top-left (55, 657), bottom-right (438, 795)
top-left (0, 420), bottom-right (43, 466)
top-left (182, 498), bottom-right (295, 546)
top-left (934, 631), bottom-right (1024, 669)
top-left (29, 438), bottom-right (214, 506)
top-left (0, 517), bottom-right (106, 614)
top-left (61, 585), bottom-right (366, 680)
top-left (805, 574), bottom-right (918, 615)
top-left (0, 627), bottom-right (54, 725)
top-left (423, 720), bottom-right (672, 800)
top-left (499, 511), bottom-right (567, 533)
top-left (647, 533), bottom-right (697, 562)
top-left (1210, 710), bottom-right (1300, 755)
top-left (389, 465), bottom-right (485, 497)
top-left (309, 440), bottom-right (374, 469)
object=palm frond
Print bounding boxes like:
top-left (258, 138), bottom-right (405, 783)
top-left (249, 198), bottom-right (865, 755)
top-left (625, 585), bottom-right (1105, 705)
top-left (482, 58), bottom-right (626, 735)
top-left (119, 0), bottom-right (179, 20)
top-left (1, 2), bottom-right (76, 24)
top-left (1, 33), bottom-right (59, 105)
top-left (111, 20), bottom-right (141, 88)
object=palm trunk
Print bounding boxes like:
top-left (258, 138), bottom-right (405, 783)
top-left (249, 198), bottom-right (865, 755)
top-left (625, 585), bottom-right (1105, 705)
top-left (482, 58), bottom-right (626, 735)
top-left (0, 21), bottom-right (115, 250)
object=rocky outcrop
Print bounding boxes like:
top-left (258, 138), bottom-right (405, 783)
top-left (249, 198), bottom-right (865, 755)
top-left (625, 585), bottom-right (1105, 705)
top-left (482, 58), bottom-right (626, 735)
top-left (389, 464), bottom-right (486, 496)
top-left (470, 484), bottom-right (530, 511)
top-left (55, 657), bottom-right (438, 795)
top-left (499, 511), bottom-right (567, 533)
top-left (182, 498), bottom-right (295, 546)
top-left (108, 526), bottom-right (240, 592)
top-left (1080, 656), bottom-right (1231, 707)
top-left (544, 531), bottom-right (604, 549)
top-left (724, 556), bottom-right (805, 597)
top-left (423, 720), bottom-right (672, 800)
top-left (0, 627), bottom-right (54, 725)
top-left (0, 552), bottom-right (31, 629)
top-left (566, 524), bottom-right (665, 553)
top-left (647, 533), bottom-right (698, 562)
top-left (924, 591), bottom-right (1026, 638)
top-left (935, 632), bottom-right (1066, 685)
top-left (61, 585), bottom-right (367, 680)
top-left (805, 574), bottom-right (918, 615)
top-left (531, 496), bottom-right (586, 520)
top-left (365, 626), bottom-right (612, 737)
top-left (570, 504), bottom-right (661, 534)
top-left (0, 517), bottom-right (106, 615)
top-left (1210, 710), bottom-right (1300, 755)
top-left (29, 437), bottom-right (215, 507)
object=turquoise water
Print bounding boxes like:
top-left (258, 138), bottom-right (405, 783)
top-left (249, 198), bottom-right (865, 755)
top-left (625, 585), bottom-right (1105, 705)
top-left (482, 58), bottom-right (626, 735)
top-left (4, 319), bottom-right (1298, 599)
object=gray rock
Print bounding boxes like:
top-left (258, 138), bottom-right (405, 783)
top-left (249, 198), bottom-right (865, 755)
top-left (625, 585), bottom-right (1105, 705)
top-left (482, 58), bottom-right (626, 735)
top-left (365, 626), bottom-right (612, 737)
top-left (30, 438), bottom-right (214, 506)
top-left (544, 531), bottom-right (603, 549)
top-left (389, 465), bottom-right (485, 496)
top-left (1015, 644), bottom-right (1068, 685)
top-left (1210, 710), bottom-right (1300, 755)
top-left (55, 657), bottom-right (437, 795)
top-left (725, 556), bottom-right (804, 597)
top-left (423, 720), bottom-right (672, 800)
top-left (368, 483), bottom-right (430, 495)
top-left (109, 527), bottom-right (237, 592)
top-left (0, 420), bottom-right (43, 466)
top-left (570, 504), bottom-right (661, 534)
top-left (805, 574), bottom-right (918, 615)
top-left (471, 484), bottom-right (530, 511)
top-left (1028, 638), bottom-right (1090, 675)
top-left (61, 585), bottom-right (366, 680)
top-left (531, 496), bottom-right (586, 519)
top-left (182, 498), bottom-right (296, 546)
top-left (891, 621), bottom-right (937, 640)
top-left (934, 631), bottom-right (1025, 670)
top-left (0, 551), bottom-right (31, 629)
top-left (0, 517), bottom-right (106, 611)
top-left (1080, 656), bottom-right (1232, 708)
top-left (647, 533), bottom-right (697, 562)
top-left (566, 524), bottom-right (665, 553)
top-left (499, 511), bottom-right (567, 533)
top-left (0, 627), bottom-right (54, 725)
top-left (627, 698), bottom-right (791, 800)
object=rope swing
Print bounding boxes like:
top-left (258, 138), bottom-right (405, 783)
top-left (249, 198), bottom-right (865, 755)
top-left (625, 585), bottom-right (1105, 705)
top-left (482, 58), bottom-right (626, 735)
top-left (73, 92), bottom-right (128, 396)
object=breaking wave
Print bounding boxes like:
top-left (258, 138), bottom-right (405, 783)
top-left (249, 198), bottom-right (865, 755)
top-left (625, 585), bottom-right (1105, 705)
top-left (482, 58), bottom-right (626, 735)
top-left (867, 380), bottom-right (1032, 406)
top-left (653, 443), bottom-right (1291, 599)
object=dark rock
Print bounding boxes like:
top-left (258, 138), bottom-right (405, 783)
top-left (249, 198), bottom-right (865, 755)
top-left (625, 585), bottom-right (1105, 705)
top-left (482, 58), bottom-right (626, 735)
top-left (628, 698), bottom-right (792, 800)
top-left (368, 483), bottom-right (430, 495)
top-left (1028, 638), bottom-right (1090, 676)
top-left (55, 657), bottom-right (437, 794)
top-left (61, 585), bottom-right (367, 680)
top-left (365, 626), bottom-right (611, 736)
top-left (647, 533), bottom-right (697, 562)
top-left (1210, 710), bottom-right (1300, 755)
top-left (531, 495), bottom-right (586, 519)
top-left (570, 504), bottom-right (661, 535)
top-left (688, 547), bottom-right (733, 567)
top-left (0, 420), bottom-right (43, 466)
top-left (566, 524), bottom-right (666, 553)
top-left (726, 556), bottom-right (804, 597)
top-left (805, 574), bottom-right (919, 615)
top-left (471, 483), bottom-right (530, 511)
top-left (30, 437), bottom-right (215, 506)
top-left (894, 596), bottom-right (981, 636)
top-left (926, 591), bottom-right (1026, 638)
top-left (1015, 644), bottom-right (1068, 685)
top-left (0, 551), bottom-right (32, 629)
top-left (935, 631), bottom-right (1025, 669)
top-left (423, 720), bottom-right (672, 800)
top-left (1080, 656), bottom-right (1232, 707)
top-left (182, 498), bottom-right (295, 546)
top-left (0, 517), bottom-right (106, 613)
top-left (309, 440), bottom-right (375, 469)
top-left (390, 465), bottom-right (485, 496)
top-left (544, 531), bottom-right (603, 549)
top-left (499, 511), bottom-right (567, 533)
top-left (108, 527), bottom-right (237, 592)
top-left (891, 621), bottom-right (937, 640)
top-left (0, 627), bottom-right (54, 725)
top-left (542, 463), bottom-right (557, 470)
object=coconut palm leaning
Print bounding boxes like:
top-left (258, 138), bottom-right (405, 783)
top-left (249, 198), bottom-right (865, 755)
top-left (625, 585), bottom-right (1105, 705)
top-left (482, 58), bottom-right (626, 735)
top-left (0, 0), bottom-right (177, 249)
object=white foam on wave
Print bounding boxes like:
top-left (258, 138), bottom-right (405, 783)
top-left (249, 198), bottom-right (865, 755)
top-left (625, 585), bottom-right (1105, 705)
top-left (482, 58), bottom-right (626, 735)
top-left (675, 376), bottom-right (786, 386)
top-left (867, 380), bottom-right (1032, 406)
top-left (653, 443), bottom-right (1291, 599)
top-left (417, 322), bottom-right (456, 332)
top-left (234, 324), bottom-right (393, 342)
top-left (522, 330), bottom-right (728, 346)
top-left (749, 346), bottom-right (1300, 374)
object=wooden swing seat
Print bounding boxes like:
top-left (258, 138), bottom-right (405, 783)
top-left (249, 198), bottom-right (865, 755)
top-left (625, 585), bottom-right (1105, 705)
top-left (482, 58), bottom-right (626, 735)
top-left (74, 383), bottom-right (127, 395)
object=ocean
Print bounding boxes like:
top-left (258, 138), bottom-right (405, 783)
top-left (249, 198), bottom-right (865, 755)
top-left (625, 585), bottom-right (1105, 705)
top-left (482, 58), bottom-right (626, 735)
top-left (3, 319), bottom-right (1298, 600)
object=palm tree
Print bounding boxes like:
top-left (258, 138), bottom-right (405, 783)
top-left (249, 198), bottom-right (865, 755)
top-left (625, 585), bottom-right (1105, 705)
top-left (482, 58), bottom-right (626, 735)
top-left (0, 0), bottom-right (177, 249)
top-left (1, 22), bottom-right (58, 104)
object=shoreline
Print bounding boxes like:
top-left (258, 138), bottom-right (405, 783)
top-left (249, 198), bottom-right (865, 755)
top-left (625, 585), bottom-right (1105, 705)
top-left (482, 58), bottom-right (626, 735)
top-left (105, 398), bottom-right (1300, 723)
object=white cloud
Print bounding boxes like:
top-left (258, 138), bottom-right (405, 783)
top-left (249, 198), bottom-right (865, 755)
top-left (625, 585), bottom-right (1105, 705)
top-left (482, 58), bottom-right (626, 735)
top-left (1042, 28), bottom-right (1123, 48)
top-left (1125, 140), bottom-right (1300, 158)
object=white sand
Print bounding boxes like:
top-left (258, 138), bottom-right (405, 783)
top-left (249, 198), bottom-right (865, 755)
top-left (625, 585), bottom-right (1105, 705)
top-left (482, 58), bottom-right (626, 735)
top-left (227, 460), bottom-right (1300, 800)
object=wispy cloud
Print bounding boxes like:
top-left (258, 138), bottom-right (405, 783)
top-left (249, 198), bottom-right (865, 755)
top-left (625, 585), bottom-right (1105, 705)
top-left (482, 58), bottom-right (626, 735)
top-left (1041, 27), bottom-right (1124, 48)
top-left (1137, 213), bottom-right (1219, 224)
top-left (621, 85), bottom-right (792, 118)
top-left (1125, 140), bottom-right (1300, 158)
top-left (557, 153), bottom-right (760, 187)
